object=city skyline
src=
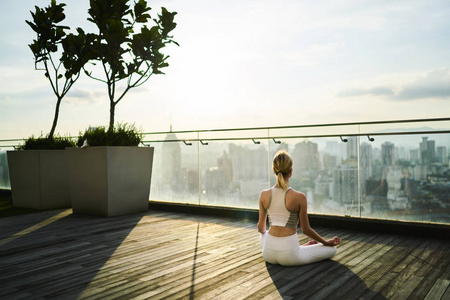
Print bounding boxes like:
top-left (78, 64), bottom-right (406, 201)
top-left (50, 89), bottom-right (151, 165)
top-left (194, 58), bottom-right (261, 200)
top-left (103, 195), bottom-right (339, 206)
top-left (0, 128), bottom-right (448, 222)
top-left (147, 131), bottom-right (449, 223)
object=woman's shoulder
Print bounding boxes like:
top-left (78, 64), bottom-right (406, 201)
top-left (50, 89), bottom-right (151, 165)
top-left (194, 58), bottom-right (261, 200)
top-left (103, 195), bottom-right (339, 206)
top-left (261, 187), bottom-right (272, 193)
top-left (287, 188), bottom-right (307, 200)
top-left (287, 187), bottom-right (305, 196)
top-left (260, 188), bottom-right (271, 198)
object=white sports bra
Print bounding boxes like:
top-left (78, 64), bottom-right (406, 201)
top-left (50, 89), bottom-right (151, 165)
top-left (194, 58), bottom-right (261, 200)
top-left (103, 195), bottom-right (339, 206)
top-left (266, 187), bottom-right (299, 228)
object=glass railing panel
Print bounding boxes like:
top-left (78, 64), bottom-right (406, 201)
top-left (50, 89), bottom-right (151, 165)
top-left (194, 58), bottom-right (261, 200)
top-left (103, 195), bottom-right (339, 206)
top-left (2, 118), bottom-right (449, 225)
top-left (149, 132), bottom-right (199, 205)
top-left (360, 133), bottom-right (450, 224)
top-left (0, 150), bottom-right (11, 189)
top-left (199, 139), bottom-right (270, 209)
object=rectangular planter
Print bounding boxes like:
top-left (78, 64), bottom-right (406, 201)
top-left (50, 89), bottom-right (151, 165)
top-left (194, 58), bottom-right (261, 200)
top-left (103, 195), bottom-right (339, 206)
top-left (66, 146), bottom-right (154, 217)
top-left (7, 150), bottom-right (71, 210)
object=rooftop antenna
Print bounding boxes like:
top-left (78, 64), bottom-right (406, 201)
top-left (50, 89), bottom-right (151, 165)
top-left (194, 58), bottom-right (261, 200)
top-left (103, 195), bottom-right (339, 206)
top-left (170, 114), bottom-right (173, 132)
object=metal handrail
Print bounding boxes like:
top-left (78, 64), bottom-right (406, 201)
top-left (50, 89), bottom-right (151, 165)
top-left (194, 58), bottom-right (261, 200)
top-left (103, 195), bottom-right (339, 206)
top-left (1, 117), bottom-right (450, 146)
top-left (142, 130), bottom-right (450, 144)
top-left (141, 117), bottom-right (450, 135)
top-left (0, 138), bottom-right (25, 143)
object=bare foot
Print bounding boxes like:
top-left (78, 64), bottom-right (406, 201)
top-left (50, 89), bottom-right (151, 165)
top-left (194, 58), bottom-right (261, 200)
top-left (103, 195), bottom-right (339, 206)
top-left (302, 240), bottom-right (319, 246)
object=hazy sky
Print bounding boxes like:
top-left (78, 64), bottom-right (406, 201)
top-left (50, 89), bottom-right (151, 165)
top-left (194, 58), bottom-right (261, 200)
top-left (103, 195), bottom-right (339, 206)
top-left (1, 0), bottom-right (450, 139)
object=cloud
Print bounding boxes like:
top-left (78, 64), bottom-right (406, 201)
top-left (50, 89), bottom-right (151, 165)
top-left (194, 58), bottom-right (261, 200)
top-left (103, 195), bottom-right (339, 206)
top-left (336, 69), bottom-right (450, 101)
top-left (65, 87), bottom-right (103, 104)
top-left (66, 88), bottom-right (91, 99)
top-left (396, 69), bottom-right (450, 100)
top-left (0, 86), bottom-right (50, 103)
top-left (336, 86), bottom-right (394, 97)
top-left (0, 85), bottom-right (99, 106)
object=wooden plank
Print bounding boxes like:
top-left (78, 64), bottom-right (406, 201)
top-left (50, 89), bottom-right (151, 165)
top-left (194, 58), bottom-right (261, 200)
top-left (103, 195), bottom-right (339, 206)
top-left (282, 233), bottom-right (385, 298)
top-left (347, 237), bottom-right (429, 299)
top-left (70, 221), bottom-right (259, 299)
top-left (307, 235), bottom-right (398, 299)
top-left (441, 282), bottom-right (450, 300)
top-left (379, 238), bottom-right (442, 298)
top-left (424, 279), bottom-right (450, 300)
top-left (132, 240), bottom-right (262, 298)
top-left (407, 248), bottom-right (450, 299)
top-left (0, 209), bottom-right (449, 300)
top-left (390, 241), bottom-right (450, 300)
top-left (325, 233), bottom-right (404, 299)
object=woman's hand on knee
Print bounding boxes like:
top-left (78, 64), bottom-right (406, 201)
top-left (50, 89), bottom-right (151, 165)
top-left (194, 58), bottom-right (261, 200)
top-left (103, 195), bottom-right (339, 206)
top-left (324, 236), bottom-right (340, 246)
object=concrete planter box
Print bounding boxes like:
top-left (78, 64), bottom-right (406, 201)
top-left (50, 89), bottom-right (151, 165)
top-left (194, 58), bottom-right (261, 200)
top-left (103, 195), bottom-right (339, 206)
top-left (7, 150), bottom-right (71, 210)
top-left (66, 146), bottom-right (154, 217)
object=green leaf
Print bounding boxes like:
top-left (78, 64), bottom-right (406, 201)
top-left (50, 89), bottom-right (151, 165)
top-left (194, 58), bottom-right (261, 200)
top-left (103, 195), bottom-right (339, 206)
top-left (79, 0), bottom-right (178, 128)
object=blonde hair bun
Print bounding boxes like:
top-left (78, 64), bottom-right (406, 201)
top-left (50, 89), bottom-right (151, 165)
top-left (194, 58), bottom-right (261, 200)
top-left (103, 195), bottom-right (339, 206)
top-left (272, 150), bottom-right (293, 191)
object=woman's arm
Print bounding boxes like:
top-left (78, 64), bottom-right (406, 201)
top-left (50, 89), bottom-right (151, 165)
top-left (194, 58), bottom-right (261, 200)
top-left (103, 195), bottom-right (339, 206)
top-left (298, 193), bottom-right (340, 246)
top-left (257, 192), bottom-right (268, 233)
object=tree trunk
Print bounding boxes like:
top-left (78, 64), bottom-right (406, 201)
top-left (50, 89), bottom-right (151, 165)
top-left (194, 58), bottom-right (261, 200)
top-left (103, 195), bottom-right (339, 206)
top-left (109, 101), bottom-right (116, 130)
top-left (49, 97), bottom-right (63, 139)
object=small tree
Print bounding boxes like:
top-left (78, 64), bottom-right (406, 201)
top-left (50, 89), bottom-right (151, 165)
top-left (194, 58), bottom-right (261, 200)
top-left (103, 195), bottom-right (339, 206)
top-left (26, 0), bottom-right (91, 139)
top-left (84, 0), bottom-right (178, 129)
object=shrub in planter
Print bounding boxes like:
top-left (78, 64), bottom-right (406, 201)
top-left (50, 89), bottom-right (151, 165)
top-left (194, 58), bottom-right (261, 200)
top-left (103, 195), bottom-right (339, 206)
top-left (19, 135), bottom-right (76, 150)
top-left (67, 123), bottom-right (153, 217)
top-left (8, 134), bottom-right (76, 210)
top-left (76, 123), bottom-right (142, 147)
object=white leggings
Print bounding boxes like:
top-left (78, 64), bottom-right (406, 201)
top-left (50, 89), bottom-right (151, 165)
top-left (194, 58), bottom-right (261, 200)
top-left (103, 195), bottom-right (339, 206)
top-left (260, 231), bottom-right (337, 266)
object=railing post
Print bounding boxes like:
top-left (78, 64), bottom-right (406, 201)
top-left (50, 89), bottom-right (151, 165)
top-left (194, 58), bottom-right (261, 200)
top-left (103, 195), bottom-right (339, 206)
top-left (357, 125), bottom-right (361, 218)
top-left (267, 129), bottom-right (271, 188)
top-left (197, 131), bottom-right (201, 205)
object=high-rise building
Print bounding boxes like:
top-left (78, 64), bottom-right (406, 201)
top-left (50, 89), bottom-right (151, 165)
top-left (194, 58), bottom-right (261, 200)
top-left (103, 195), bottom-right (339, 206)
top-left (162, 133), bottom-right (182, 189)
top-left (292, 140), bottom-right (320, 175)
top-left (381, 142), bottom-right (395, 166)
top-left (323, 154), bottom-right (337, 171)
top-left (315, 175), bottom-right (332, 197)
top-left (373, 147), bottom-right (381, 162)
top-left (409, 149), bottom-right (420, 164)
top-left (229, 144), bottom-right (267, 181)
top-left (360, 142), bottom-right (372, 194)
top-left (396, 146), bottom-right (408, 161)
top-left (333, 166), bottom-right (358, 205)
top-left (346, 137), bottom-right (358, 160)
top-left (324, 141), bottom-right (338, 156)
top-left (437, 146), bottom-right (448, 164)
top-left (324, 140), bottom-right (345, 163)
top-left (420, 137), bottom-right (435, 167)
top-left (360, 143), bottom-right (372, 175)
top-left (290, 141), bottom-right (320, 189)
top-left (217, 151), bottom-right (233, 188)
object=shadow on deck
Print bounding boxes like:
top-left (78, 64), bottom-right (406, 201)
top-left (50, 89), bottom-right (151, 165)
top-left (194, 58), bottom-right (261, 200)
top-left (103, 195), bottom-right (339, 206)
top-left (0, 208), bottom-right (449, 299)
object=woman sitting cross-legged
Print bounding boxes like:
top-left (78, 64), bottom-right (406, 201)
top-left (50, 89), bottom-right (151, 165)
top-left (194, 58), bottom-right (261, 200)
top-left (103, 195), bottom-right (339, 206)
top-left (258, 150), bottom-right (340, 266)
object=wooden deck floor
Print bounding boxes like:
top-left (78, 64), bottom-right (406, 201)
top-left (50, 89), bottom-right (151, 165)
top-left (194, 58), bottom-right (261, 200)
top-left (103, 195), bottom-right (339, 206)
top-left (0, 209), bottom-right (449, 300)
